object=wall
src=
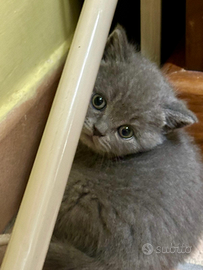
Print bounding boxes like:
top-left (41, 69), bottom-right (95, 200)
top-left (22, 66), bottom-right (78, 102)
top-left (0, 0), bottom-right (81, 232)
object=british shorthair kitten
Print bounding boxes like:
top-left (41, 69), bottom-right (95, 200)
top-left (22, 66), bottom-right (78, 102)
top-left (43, 26), bottom-right (203, 270)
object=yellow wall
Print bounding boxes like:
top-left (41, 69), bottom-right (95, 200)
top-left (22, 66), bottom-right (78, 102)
top-left (0, 0), bottom-right (81, 121)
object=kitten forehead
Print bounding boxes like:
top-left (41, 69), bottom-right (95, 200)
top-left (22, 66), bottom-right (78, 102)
top-left (95, 53), bottom-right (173, 108)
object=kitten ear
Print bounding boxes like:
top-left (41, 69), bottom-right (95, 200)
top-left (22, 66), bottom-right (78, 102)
top-left (163, 100), bottom-right (198, 131)
top-left (103, 25), bottom-right (129, 62)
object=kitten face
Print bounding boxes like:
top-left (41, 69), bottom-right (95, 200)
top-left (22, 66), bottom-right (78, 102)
top-left (80, 63), bottom-right (165, 157)
top-left (80, 26), bottom-right (197, 157)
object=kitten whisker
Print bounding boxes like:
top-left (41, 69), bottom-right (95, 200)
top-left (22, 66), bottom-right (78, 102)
top-left (99, 138), bottom-right (111, 153)
top-left (83, 118), bottom-right (93, 133)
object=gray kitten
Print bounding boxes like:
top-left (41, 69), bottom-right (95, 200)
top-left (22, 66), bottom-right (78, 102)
top-left (43, 26), bottom-right (203, 270)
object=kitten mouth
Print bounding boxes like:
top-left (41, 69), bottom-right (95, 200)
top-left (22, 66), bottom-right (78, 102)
top-left (81, 131), bottom-right (111, 154)
top-left (81, 132), bottom-right (103, 148)
top-left (84, 133), bottom-right (100, 143)
top-left (81, 129), bottom-right (111, 154)
top-left (87, 135), bottom-right (94, 143)
top-left (82, 133), bottom-right (96, 144)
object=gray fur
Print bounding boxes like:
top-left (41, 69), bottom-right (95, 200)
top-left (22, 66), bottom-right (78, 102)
top-left (43, 26), bottom-right (203, 270)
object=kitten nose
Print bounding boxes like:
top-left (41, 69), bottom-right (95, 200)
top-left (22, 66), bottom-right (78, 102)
top-left (93, 125), bottom-right (104, 137)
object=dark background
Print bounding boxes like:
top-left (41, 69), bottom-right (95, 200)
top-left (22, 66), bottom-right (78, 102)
top-left (79, 0), bottom-right (186, 65)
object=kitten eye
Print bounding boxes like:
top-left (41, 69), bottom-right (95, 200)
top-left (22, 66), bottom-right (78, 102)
top-left (91, 94), bottom-right (106, 110)
top-left (118, 126), bottom-right (134, 139)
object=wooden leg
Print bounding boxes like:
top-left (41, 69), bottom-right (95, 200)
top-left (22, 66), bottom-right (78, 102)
top-left (141, 0), bottom-right (162, 65)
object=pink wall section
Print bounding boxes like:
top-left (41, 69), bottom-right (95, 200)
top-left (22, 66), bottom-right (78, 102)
top-left (0, 66), bottom-right (63, 233)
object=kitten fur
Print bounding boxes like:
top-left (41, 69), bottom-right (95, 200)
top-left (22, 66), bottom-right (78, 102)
top-left (43, 26), bottom-right (203, 270)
